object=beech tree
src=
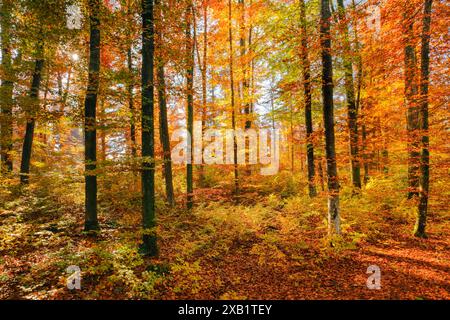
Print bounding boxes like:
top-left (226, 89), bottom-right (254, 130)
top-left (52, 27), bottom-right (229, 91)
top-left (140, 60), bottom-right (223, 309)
top-left (83, 0), bottom-right (101, 231)
top-left (416, 0), bottom-right (433, 238)
top-left (337, 0), bottom-right (361, 191)
top-left (320, 0), bottom-right (340, 235)
top-left (156, 0), bottom-right (175, 207)
top-left (186, 1), bottom-right (194, 209)
top-left (228, 0), bottom-right (239, 195)
top-left (140, 0), bottom-right (158, 255)
top-left (404, 2), bottom-right (420, 200)
top-left (0, 0), bottom-right (14, 173)
top-left (300, 0), bottom-right (316, 198)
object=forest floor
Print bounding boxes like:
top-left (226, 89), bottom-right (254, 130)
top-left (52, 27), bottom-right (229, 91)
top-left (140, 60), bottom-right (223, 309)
top-left (0, 171), bottom-right (449, 300)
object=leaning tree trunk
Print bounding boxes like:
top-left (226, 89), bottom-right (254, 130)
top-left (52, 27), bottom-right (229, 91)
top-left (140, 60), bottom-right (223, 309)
top-left (155, 0), bottom-right (175, 207)
top-left (20, 55), bottom-right (44, 184)
top-left (300, 0), bottom-right (317, 197)
top-left (416, 0), bottom-right (433, 238)
top-left (140, 0), bottom-right (158, 255)
top-left (320, 0), bottom-right (341, 235)
top-left (83, 0), bottom-right (101, 231)
top-left (0, 0), bottom-right (14, 173)
top-left (404, 4), bottom-right (420, 199)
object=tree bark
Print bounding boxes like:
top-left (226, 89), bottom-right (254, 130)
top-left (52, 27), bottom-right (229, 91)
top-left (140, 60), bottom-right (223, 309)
top-left (416, 0), bottom-right (432, 238)
top-left (20, 58), bottom-right (44, 184)
top-left (127, 48), bottom-right (137, 159)
top-left (337, 0), bottom-right (361, 190)
top-left (320, 0), bottom-right (340, 235)
top-left (404, 3), bottom-right (420, 199)
top-left (198, 1), bottom-right (208, 185)
top-left (300, 0), bottom-right (317, 197)
top-left (228, 0), bottom-right (239, 195)
top-left (140, 0), bottom-right (157, 255)
top-left (239, 0), bottom-right (251, 131)
top-left (186, 2), bottom-right (195, 209)
top-left (83, 0), bottom-right (100, 231)
top-left (156, 0), bottom-right (175, 207)
top-left (0, 0), bottom-right (14, 173)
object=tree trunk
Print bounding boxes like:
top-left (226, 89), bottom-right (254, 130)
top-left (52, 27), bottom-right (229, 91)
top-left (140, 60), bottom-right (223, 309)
top-left (320, 0), bottom-right (341, 235)
top-left (228, 0), bottom-right (239, 195)
top-left (239, 0), bottom-right (251, 132)
top-left (186, 2), bottom-right (194, 209)
top-left (83, 0), bottom-right (100, 231)
top-left (127, 48), bottom-right (137, 159)
top-left (248, 0), bottom-right (254, 130)
top-left (337, 0), bottom-right (361, 190)
top-left (198, 1), bottom-right (208, 185)
top-left (156, 0), bottom-right (175, 207)
top-left (416, 0), bottom-right (432, 238)
top-left (0, 0), bottom-right (14, 173)
top-left (300, 0), bottom-right (317, 197)
top-left (361, 103), bottom-right (369, 183)
top-left (99, 98), bottom-right (106, 163)
top-left (20, 57), bottom-right (44, 184)
top-left (290, 105), bottom-right (294, 172)
top-left (140, 0), bottom-right (157, 255)
top-left (318, 157), bottom-right (325, 192)
top-left (404, 4), bottom-right (420, 199)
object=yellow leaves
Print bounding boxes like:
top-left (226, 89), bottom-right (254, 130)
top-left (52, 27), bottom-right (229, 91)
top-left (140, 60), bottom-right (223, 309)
top-left (171, 260), bottom-right (203, 295)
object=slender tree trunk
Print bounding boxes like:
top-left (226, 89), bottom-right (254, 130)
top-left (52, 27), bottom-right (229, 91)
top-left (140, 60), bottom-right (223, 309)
top-left (156, 0), bottom-right (175, 207)
top-left (300, 0), bottom-right (317, 197)
top-left (198, 1), bottom-right (208, 185)
top-left (20, 56), bottom-right (44, 184)
top-left (83, 0), bottom-right (100, 231)
top-left (228, 0), bottom-right (239, 195)
top-left (239, 0), bottom-right (250, 131)
top-left (290, 105), bottom-right (294, 172)
top-left (39, 69), bottom-right (50, 163)
top-left (404, 3), bottom-right (420, 199)
top-left (248, 0), bottom-right (254, 128)
top-left (416, 0), bottom-right (432, 238)
top-left (99, 98), bottom-right (106, 163)
top-left (318, 157), bottom-right (325, 192)
top-left (379, 118), bottom-right (389, 175)
top-left (361, 102), bottom-right (369, 183)
top-left (140, 0), bottom-right (157, 255)
top-left (337, 0), bottom-right (361, 190)
top-left (0, 0), bottom-right (14, 173)
top-left (239, 0), bottom-right (252, 176)
top-left (320, 0), bottom-right (340, 235)
top-left (351, 0), bottom-right (363, 119)
top-left (126, 3), bottom-right (136, 158)
top-left (126, 3), bottom-right (138, 191)
top-left (54, 65), bottom-right (71, 153)
top-left (186, 2), bottom-right (194, 209)
top-left (127, 48), bottom-right (137, 159)
top-left (248, 0), bottom-right (255, 176)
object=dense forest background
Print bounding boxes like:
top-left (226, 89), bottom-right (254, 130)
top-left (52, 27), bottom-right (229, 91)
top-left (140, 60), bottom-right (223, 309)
top-left (0, 0), bottom-right (449, 299)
